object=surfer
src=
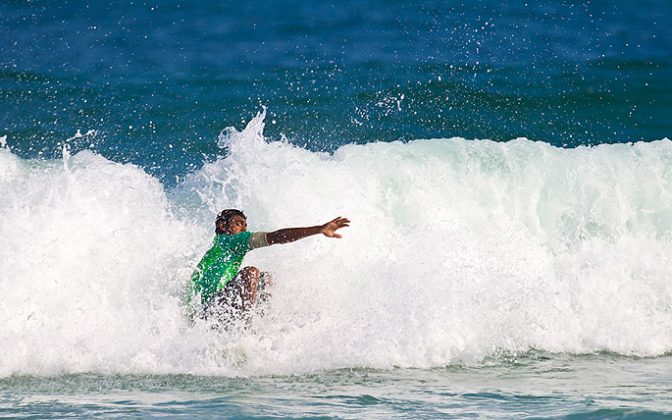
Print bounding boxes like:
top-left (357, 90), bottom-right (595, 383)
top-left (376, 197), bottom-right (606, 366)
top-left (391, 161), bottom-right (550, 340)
top-left (189, 209), bottom-right (350, 325)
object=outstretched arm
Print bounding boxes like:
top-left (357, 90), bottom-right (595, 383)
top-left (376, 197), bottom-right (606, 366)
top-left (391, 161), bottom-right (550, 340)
top-left (265, 217), bottom-right (350, 245)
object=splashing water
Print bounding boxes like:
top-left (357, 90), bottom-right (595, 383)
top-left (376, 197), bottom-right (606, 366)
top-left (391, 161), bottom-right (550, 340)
top-left (1, 112), bottom-right (672, 377)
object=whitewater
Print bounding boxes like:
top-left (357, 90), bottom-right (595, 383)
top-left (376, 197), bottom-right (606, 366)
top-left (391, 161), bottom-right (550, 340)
top-left (1, 111), bottom-right (671, 378)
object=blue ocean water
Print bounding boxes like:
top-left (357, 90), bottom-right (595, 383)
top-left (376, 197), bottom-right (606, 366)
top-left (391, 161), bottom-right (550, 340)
top-left (1, 1), bottom-right (672, 418)
top-left (2, 0), bottom-right (670, 180)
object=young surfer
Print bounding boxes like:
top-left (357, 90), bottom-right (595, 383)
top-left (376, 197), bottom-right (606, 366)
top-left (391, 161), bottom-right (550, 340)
top-left (189, 209), bottom-right (350, 324)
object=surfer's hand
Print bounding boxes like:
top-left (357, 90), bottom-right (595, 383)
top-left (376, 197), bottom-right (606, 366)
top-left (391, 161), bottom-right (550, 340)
top-left (321, 217), bottom-right (350, 238)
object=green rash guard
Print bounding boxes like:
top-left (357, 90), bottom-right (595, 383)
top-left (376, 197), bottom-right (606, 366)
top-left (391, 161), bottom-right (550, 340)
top-left (190, 231), bottom-right (268, 304)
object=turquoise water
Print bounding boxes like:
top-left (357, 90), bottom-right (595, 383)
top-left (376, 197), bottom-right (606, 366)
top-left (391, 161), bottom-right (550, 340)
top-left (2, 1), bottom-right (672, 418)
top-left (4, 354), bottom-right (672, 418)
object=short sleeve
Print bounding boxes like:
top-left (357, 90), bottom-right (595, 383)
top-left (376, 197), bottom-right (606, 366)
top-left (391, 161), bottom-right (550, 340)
top-left (248, 232), bottom-right (269, 250)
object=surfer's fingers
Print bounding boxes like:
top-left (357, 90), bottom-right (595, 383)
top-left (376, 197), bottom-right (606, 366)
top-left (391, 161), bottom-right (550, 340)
top-left (332, 217), bottom-right (350, 226)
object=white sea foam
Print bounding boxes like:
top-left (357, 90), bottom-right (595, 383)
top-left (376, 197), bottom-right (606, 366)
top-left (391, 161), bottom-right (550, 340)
top-left (1, 113), bottom-right (672, 377)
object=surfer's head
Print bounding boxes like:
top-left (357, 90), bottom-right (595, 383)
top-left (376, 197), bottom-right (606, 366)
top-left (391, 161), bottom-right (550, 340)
top-left (215, 209), bottom-right (247, 235)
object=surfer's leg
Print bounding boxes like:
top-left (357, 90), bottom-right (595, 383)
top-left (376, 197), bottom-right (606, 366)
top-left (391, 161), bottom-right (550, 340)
top-left (238, 266), bottom-right (260, 309)
top-left (260, 271), bottom-right (273, 287)
top-left (257, 271), bottom-right (273, 303)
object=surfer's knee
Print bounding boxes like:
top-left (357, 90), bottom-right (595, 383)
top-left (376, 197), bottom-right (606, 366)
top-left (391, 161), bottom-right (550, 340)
top-left (237, 266), bottom-right (260, 308)
top-left (241, 266), bottom-right (260, 279)
top-left (240, 266), bottom-right (261, 292)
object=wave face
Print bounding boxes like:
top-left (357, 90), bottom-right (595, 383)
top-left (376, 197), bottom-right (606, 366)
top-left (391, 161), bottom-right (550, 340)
top-left (1, 113), bottom-right (672, 377)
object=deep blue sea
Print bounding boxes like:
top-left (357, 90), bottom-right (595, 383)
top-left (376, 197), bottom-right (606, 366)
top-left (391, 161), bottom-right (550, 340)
top-left (1, 1), bottom-right (672, 418)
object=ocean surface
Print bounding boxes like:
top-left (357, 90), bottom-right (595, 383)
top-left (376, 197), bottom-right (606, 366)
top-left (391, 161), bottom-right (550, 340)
top-left (1, 1), bottom-right (672, 418)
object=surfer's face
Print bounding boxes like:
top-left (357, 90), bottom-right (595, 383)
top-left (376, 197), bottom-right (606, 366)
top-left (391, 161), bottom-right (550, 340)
top-left (222, 215), bottom-right (247, 235)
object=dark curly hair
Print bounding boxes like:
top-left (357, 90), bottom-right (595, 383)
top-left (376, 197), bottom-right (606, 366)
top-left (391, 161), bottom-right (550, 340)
top-left (215, 209), bottom-right (246, 233)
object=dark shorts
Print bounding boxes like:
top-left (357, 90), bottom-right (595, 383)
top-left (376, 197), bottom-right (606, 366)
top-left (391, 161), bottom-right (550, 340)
top-left (200, 272), bottom-right (270, 326)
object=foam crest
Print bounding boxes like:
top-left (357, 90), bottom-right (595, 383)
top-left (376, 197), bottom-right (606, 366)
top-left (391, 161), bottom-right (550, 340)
top-left (179, 114), bottom-right (672, 372)
top-left (0, 149), bottom-right (214, 376)
top-left (1, 114), bottom-right (672, 377)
